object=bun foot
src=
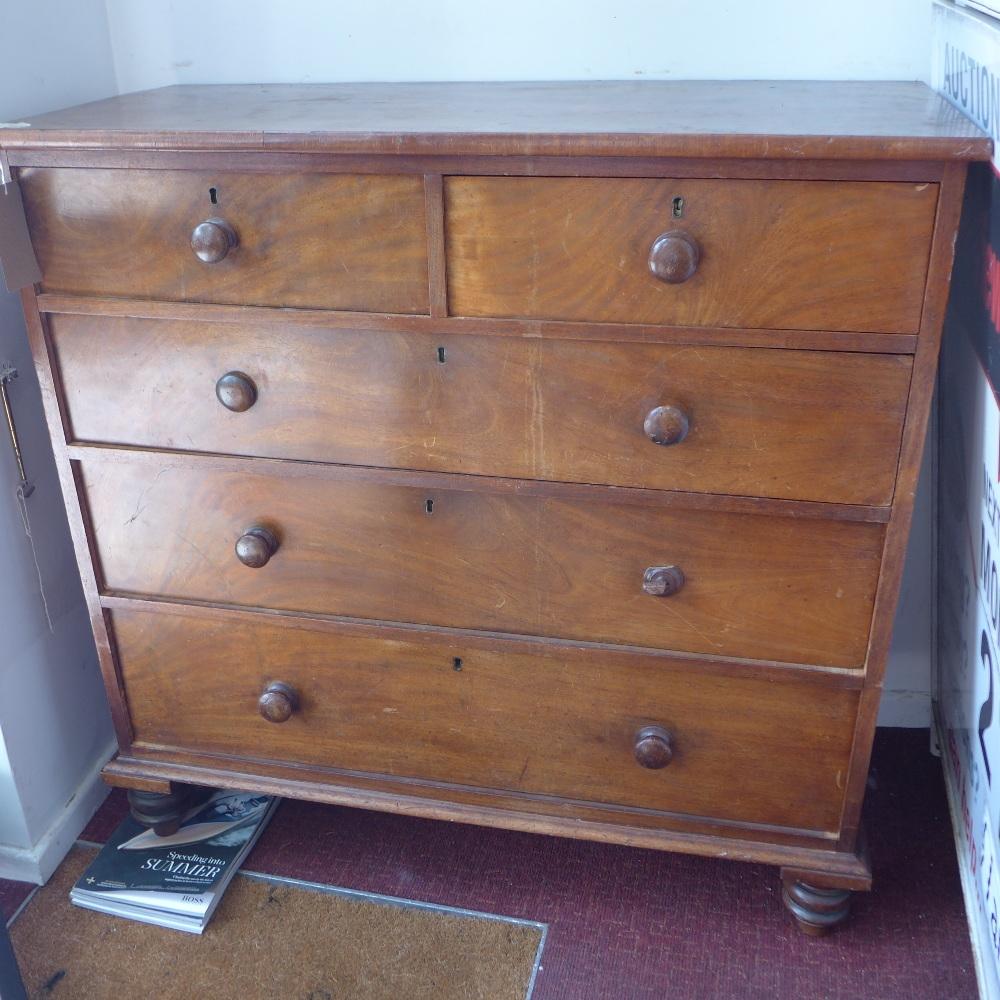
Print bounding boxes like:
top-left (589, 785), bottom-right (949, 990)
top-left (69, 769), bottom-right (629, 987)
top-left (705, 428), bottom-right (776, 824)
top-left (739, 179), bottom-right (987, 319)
top-left (781, 877), bottom-right (852, 936)
top-left (126, 783), bottom-right (213, 836)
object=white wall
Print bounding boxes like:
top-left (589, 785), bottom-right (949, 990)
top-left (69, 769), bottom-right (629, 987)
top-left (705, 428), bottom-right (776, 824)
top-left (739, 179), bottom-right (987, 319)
top-left (883, 436), bottom-right (936, 726)
top-left (0, 0), bottom-right (118, 882)
top-left (105, 0), bottom-right (932, 92)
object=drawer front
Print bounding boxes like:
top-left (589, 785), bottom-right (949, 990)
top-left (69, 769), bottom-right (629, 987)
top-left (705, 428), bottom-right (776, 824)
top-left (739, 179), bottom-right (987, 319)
top-left (20, 168), bottom-right (429, 313)
top-left (82, 458), bottom-right (884, 667)
top-left (53, 314), bottom-right (911, 506)
top-left (445, 177), bottom-right (936, 333)
top-left (113, 606), bottom-right (858, 833)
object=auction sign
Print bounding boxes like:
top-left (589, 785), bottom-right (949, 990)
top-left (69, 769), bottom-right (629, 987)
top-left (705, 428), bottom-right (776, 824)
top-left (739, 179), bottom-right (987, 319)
top-left (935, 2), bottom-right (1000, 996)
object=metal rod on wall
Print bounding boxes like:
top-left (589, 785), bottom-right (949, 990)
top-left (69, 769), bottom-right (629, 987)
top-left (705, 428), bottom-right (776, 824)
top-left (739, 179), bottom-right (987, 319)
top-left (0, 362), bottom-right (33, 498)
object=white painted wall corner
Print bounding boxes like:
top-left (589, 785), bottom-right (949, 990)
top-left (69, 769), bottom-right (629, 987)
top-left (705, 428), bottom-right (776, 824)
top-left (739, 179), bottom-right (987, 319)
top-left (0, 741), bottom-right (114, 884)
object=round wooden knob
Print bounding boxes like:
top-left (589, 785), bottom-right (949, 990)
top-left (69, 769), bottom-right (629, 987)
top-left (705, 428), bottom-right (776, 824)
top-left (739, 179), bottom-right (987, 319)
top-left (648, 230), bottom-right (700, 284)
top-left (216, 371), bottom-right (257, 412)
top-left (259, 681), bottom-right (299, 724)
top-left (644, 405), bottom-right (689, 446)
top-left (634, 726), bottom-right (674, 769)
top-left (191, 218), bottom-right (238, 263)
top-left (642, 565), bottom-right (685, 597)
top-left (235, 525), bottom-right (278, 568)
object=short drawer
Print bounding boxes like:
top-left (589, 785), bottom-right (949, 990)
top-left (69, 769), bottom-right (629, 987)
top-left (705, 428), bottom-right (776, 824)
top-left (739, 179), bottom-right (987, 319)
top-left (81, 456), bottom-right (884, 667)
top-left (19, 168), bottom-right (429, 313)
top-left (112, 606), bottom-right (859, 833)
top-left (445, 176), bottom-right (937, 333)
top-left (53, 314), bottom-right (911, 506)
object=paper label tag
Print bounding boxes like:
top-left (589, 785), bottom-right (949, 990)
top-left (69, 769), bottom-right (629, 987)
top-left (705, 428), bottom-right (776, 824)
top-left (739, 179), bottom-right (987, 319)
top-left (0, 179), bottom-right (41, 291)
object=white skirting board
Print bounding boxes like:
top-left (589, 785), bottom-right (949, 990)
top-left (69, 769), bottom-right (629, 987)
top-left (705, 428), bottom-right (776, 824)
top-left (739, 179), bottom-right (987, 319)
top-left (877, 691), bottom-right (933, 728)
top-left (0, 743), bottom-right (114, 885)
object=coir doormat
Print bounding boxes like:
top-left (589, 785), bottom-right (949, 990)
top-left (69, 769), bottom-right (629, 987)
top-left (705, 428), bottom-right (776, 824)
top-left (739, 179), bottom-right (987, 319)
top-left (9, 846), bottom-right (545, 1000)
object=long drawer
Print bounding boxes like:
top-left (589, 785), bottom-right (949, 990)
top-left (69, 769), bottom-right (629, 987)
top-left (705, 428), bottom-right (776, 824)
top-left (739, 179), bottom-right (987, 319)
top-left (81, 456), bottom-right (884, 667)
top-left (19, 168), bottom-right (429, 313)
top-left (112, 606), bottom-right (858, 832)
top-left (445, 176), bottom-right (937, 333)
top-left (52, 314), bottom-right (912, 505)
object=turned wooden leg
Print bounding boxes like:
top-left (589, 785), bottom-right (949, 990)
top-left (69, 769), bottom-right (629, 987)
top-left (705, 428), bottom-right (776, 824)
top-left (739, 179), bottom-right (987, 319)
top-left (126, 783), bottom-right (213, 836)
top-left (781, 876), bottom-right (853, 936)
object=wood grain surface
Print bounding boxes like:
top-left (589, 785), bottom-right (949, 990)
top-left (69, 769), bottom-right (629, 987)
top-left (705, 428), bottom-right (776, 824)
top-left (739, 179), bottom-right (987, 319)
top-left (37, 292), bottom-right (922, 354)
top-left (7, 80), bottom-right (983, 887)
top-left (19, 167), bottom-right (429, 312)
top-left (836, 161), bottom-right (972, 849)
top-left (446, 176), bottom-right (937, 333)
top-left (102, 744), bottom-right (877, 868)
top-left (112, 605), bottom-right (858, 831)
top-left (51, 314), bottom-right (911, 505)
top-left (2, 82), bottom-right (990, 161)
top-left (80, 455), bottom-right (885, 667)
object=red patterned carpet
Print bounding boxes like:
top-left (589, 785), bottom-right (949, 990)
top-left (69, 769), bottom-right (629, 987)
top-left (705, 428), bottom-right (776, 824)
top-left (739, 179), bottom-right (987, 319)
top-left (1, 728), bottom-right (978, 999)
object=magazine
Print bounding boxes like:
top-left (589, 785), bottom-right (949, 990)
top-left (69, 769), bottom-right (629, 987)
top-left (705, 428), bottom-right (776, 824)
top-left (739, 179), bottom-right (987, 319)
top-left (70, 790), bottom-right (278, 933)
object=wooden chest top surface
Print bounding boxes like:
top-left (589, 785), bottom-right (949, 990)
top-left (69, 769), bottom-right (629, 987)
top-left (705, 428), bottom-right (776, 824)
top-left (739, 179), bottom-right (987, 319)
top-left (2, 81), bottom-right (991, 160)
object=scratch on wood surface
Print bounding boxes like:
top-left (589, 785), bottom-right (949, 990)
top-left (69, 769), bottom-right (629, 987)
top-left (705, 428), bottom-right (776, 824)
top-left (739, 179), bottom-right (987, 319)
top-left (124, 466), bottom-right (169, 525)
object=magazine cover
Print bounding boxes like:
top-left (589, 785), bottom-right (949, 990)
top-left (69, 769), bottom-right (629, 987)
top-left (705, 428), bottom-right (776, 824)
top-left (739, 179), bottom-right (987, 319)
top-left (71, 790), bottom-right (277, 933)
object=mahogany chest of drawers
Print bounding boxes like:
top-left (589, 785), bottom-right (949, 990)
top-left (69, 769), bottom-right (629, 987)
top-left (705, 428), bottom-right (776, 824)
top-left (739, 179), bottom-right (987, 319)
top-left (1, 81), bottom-right (990, 934)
